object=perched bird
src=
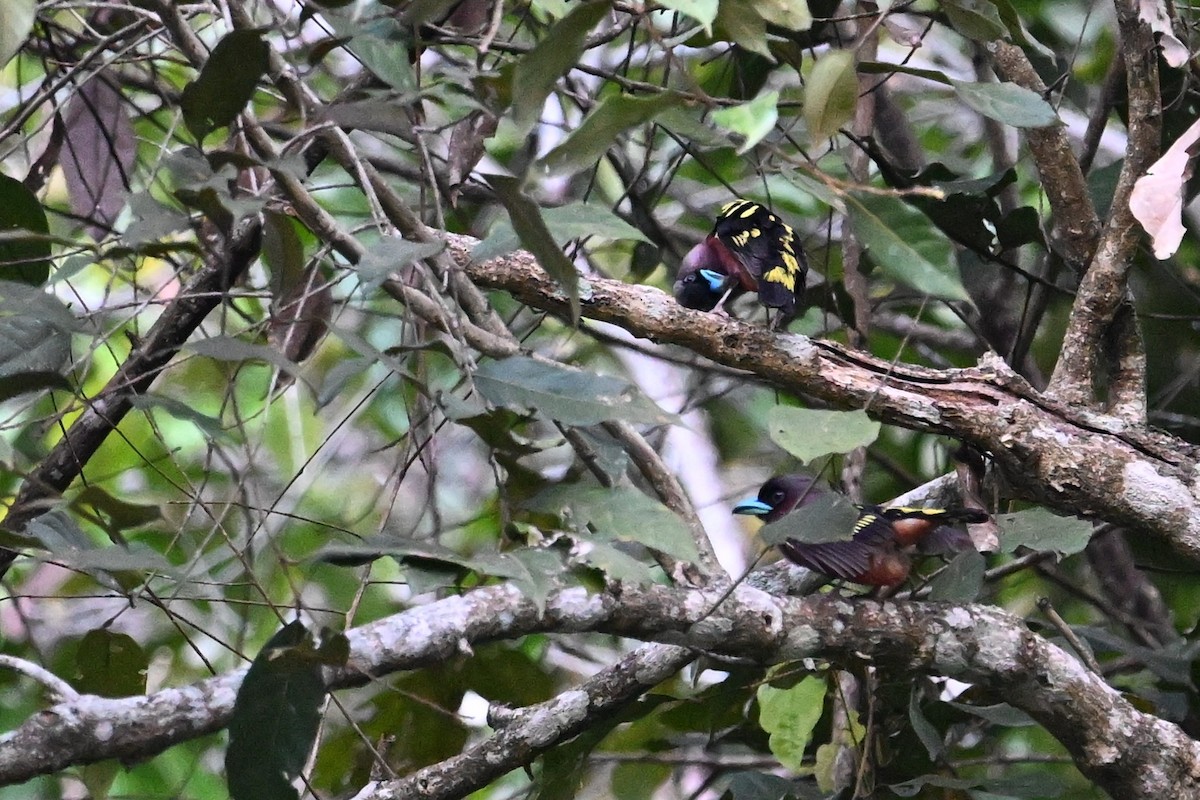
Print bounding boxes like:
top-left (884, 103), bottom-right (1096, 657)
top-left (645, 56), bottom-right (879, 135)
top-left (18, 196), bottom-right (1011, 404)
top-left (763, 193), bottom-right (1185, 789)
top-left (732, 474), bottom-right (988, 587)
top-left (674, 199), bottom-right (807, 329)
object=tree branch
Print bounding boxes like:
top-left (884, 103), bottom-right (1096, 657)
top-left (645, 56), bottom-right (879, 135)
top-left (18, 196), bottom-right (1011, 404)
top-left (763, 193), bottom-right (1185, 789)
top-left (455, 235), bottom-right (1200, 563)
top-left (3, 580), bottom-right (1197, 797)
top-left (1047, 0), bottom-right (1159, 411)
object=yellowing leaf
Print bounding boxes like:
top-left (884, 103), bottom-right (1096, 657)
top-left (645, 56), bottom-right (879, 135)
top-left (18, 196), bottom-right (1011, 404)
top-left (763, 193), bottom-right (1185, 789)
top-left (804, 50), bottom-right (857, 143)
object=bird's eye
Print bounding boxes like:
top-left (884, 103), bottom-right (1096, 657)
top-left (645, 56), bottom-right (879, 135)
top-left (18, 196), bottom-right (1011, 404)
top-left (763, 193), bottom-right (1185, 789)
top-left (682, 274), bottom-right (696, 284)
top-left (769, 489), bottom-right (786, 505)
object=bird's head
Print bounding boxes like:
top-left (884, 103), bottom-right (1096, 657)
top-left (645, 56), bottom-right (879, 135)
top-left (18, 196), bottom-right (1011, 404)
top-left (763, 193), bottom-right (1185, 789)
top-left (732, 473), bottom-right (822, 523)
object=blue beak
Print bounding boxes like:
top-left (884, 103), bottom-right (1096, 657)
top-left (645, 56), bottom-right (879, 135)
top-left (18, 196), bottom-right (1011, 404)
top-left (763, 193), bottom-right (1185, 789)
top-left (732, 498), bottom-right (774, 516)
top-left (699, 269), bottom-right (727, 292)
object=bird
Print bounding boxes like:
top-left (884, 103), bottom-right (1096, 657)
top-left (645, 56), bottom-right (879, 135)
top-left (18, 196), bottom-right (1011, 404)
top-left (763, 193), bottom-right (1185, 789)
top-left (732, 474), bottom-right (988, 587)
top-left (673, 199), bottom-right (807, 329)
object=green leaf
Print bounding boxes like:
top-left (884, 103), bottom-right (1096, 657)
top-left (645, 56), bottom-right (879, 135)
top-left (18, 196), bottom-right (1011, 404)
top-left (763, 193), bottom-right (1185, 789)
top-left (42, 542), bottom-right (175, 575)
top-left (658, 0), bottom-right (718, 29)
top-left (713, 0), bottom-right (770, 60)
top-left (908, 690), bottom-right (944, 760)
top-left (474, 355), bottom-right (673, 426)
top-left (127, 393), bottom-right (233, 442)
top-left (226, 622), bottom-right (348, 800)
top-left (74, 628), bottom-right (148, 698)
top-left (941, 0), bottom-right (1007, 41)
top-left (947, 701), bottom-right (1035, 727)
top-left (539, 93), bottom-right (683, 174)
top-left (927, 549), bottom-right (985, 602)
top-left (712, 90), bottom-right (778, 154)
top-left (0, 0), bottom-right (34, 69)
top-left (511, 2), bottom-right (608, 134)
top-left (527, 484), bottom-right (700, 563)
top-left (0, 174), bottom-right (51, 285)
top-left (486, 175), bottom-right (581, 321)
top-left (315, 533), bottom-right (528, 581)
top-left (994, 507), bottom-right (1092, 556)
top-left (180, 30), bottom-right (270, 143)
top-left (0, 281), bottom-right (75, 388)
top-left (186, 335), bottom-right (304, 379)
top-left (472, 202), bottom-right (649, 262)
top-left (767, 407), bottom-right (880, 463)
top-left (758, 491), bottom-right (862, 546)
top-left (753, 0), bottom-right (812, 30)
top-left (756, 673), bottom-right (825, 772)
top-left (858, 60), bottom-right (951, 86)
top-left (804, 50), bottom-right (856, 143)
top-left (951, 80), bottom-right (1059, 128)
top-left (723, 771), bottom-right (799, 800)
top-left (348, 22), bottom-right (415, 91)
top-left (846, 192), bottom-right (968, 300)
top-left (72, 486), bottom-right (162, 531)
top-left (355, 236), bottom-right (445, 289)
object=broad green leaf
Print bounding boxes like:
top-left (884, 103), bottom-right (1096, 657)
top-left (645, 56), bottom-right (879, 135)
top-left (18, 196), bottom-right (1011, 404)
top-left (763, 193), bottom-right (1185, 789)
top-left (927, 549), bottom-right (985, 602)
top-left (753, 0), bottom-right (812, 30)
top-left (941, 0), bottom-right (1007, 41)
top-left (472, 201), bottom-right (649, 262)
top-left (858, 60), bottom-right (951, 86)
top-left (128, 393), bottom-right (232, 442)
top-left (539, 93), bottom-right (683, 174)
top-left (315, 533), bottom-right (527, 578)
top-left (43, 542), bottom-right (174, 574)
top-left (756, 673), bottom-right (825, 772)
top-left (947, 701), bottom-right (1035, 727)
top-left (511, 2), bottom-right (608, 134)
top-left (846, 192), bottom-right (968, 300)
top-left (804, 50), bottom-right (856, 143)
top-left (909, 690), bottom-right (944, 760)
top-left (951, 80), bottom-right (1059, 128)
top-left (527, 484), bottom-right (700, 563)
top-left (767, 406), bottom-right (880, 463)
top-left (355, 236), bottom-right (445, 289)
top-left (712, 91), bottom-right (778, 154)
top-left (658, 0), bottom-right (718, 28)
top-left (72, 486), bottom-right (162, 532)
top-left (723, 771), bottom-right (798, 800)
top-left (486, 175), bottom-right (581, 321)
top-left (74, 628), bottom-right (147, 698)
top-left (758, 491), bottom-right (861, 546)
top-left (0, 0), bottom-right (34, 69)
top-left (713, 0), bottom-right (770, 60)
top-left (994, 507), bottom-right (1092, 556)
top-left (186, 335), bottom-right (304, 380)
top-left (656, 107), bottom-right (732, 149)
top-left (227, 622), bottom-right (348, 800)
top-left (348, 22), bottom-right (415, 91)
top-left (474, 355), bottom-right (673, 426)
top-left (0, 281), bottom-right (75, 386)
top-left (0, 174), bottom-right (50, 285)
top-left (180, 30), bottom-right (270, 143)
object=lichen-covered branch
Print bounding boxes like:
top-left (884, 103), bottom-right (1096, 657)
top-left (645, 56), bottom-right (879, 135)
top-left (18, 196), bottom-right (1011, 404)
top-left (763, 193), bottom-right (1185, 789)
top-left (2, 581), bottom-right (1197, 797)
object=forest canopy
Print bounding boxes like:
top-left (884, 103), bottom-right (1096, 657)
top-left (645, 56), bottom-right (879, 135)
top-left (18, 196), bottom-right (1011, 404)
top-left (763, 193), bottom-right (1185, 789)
top-left (1, 1), bottom-right (1200, 799)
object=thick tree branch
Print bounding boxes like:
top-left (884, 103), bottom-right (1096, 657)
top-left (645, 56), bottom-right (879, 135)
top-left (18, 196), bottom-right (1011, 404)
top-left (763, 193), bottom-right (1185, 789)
top-left (2, 581), bottom-right (1197, 797)
top-left (1047, 0), bottom-right (1159, 411)
top-left (455, 236), bottom-right (1200, 562)
top-left (988, 41), bottom-right (1100, 271)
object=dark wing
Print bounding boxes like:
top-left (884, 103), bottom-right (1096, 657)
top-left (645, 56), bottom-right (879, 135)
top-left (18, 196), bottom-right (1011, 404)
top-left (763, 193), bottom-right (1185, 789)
top-left (713, 199), bottom-right (807, 315)
top-left (777, 538), bottom-right (877, 581)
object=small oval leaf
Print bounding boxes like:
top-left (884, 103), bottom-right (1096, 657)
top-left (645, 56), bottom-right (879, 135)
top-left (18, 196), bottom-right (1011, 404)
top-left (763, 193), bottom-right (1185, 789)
top-left (180, 30), bottom-right (270, 143)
